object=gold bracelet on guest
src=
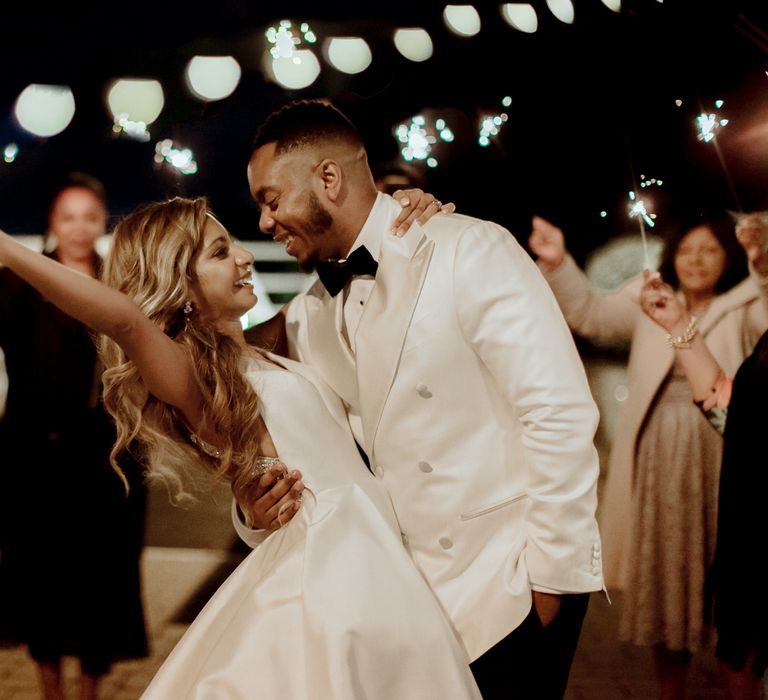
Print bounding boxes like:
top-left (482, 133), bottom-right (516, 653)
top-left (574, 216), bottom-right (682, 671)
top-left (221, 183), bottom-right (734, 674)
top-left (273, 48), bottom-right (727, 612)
top-left (665, 315), bottom-right (698, 349)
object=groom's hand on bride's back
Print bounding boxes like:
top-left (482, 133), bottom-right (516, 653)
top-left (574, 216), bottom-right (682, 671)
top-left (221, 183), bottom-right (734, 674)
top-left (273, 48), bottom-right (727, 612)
top-left (235, 464), bottom-right (305, 531)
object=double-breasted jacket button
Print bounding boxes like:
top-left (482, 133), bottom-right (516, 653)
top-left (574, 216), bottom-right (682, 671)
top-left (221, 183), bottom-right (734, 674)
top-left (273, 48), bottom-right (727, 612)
top-left (418, 461), bottom-right (433, 473)
top-left (401, 532), bottom-right (409, 547)
top-left (415, 382), bottom-right (432, 398)
top-left (591, 542), bottom-right (601, 567)
top-left (438, 537), bottom-right (453, 550)
top-left (374, 465), bottom-right (384, 478)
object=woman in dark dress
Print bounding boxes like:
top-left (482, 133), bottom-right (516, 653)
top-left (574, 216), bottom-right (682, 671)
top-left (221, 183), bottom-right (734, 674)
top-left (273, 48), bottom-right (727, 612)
top-left (640, 211), bottom-right (768, 700)
top-left (0, 174), bottom-right (148, 700)
top-left (711, 328), bottom-right (768, 695)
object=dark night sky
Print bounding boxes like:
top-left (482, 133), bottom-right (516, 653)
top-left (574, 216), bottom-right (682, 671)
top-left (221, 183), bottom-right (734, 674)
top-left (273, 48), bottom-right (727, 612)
top-left (1, 0), bottom-right (768, 265)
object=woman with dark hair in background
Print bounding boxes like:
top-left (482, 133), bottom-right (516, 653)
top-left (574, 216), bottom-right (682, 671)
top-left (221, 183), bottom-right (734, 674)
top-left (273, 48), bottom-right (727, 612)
top-left (529, 211), bottom-right (768, 698)
top-left (0, 174), bottom-right (148, 700)
top-left (640, 211), bottom-right (768, 700)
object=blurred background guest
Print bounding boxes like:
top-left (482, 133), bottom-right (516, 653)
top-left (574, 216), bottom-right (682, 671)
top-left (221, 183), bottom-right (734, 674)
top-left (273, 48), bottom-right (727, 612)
top-left (528, 211), bottom-right (768, 699)
top-left (639, 211), bottom-right (768, 700)
top-left (0, 173), bottom-right (148, 700)
top-left (372, 160), bottom-right (424, 196)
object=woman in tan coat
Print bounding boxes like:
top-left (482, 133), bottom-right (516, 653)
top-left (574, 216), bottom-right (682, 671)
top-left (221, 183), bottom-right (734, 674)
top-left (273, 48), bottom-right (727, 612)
top-left (529, 212), bottom-right (768, 699)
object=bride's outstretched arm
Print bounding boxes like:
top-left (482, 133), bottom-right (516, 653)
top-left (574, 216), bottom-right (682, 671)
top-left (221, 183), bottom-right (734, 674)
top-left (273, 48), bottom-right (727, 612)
top-left (0, 230), bottom-right (201, 419)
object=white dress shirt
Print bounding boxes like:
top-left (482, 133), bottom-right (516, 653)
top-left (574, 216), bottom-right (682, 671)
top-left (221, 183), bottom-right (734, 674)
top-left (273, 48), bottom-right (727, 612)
top-left (337, 196), bottom-right (389, 449)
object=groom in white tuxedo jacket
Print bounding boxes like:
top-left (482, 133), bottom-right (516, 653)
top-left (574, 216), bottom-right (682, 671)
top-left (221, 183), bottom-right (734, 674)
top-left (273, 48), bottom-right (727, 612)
top-left (235, 101), bottom-right (604, 699)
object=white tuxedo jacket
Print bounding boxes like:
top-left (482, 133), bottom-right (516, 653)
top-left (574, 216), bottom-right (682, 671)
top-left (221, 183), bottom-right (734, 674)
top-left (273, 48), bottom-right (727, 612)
top-left (236, 195), bottom-right (604, 660)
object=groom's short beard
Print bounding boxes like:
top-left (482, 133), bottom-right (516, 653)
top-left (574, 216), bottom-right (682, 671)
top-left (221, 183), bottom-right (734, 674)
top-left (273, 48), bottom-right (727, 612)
top-left (299, 192), bottom-right (334, 273)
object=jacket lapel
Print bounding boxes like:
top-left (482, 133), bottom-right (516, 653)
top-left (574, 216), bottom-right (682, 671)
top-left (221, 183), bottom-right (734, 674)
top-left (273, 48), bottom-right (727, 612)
top-left (302, 291), bottom-right (359, 408)
top-left (355, 224), bottom-right (434, 455)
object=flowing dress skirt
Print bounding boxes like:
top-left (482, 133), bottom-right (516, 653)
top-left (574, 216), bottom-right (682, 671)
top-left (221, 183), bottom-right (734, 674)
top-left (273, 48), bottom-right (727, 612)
top-left (619, 367), bottom-right (723, 652)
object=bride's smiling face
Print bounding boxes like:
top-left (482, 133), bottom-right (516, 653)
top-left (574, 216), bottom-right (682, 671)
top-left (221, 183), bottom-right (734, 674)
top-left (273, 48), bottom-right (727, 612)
top-left (192, 217), bottom-right (257, 323)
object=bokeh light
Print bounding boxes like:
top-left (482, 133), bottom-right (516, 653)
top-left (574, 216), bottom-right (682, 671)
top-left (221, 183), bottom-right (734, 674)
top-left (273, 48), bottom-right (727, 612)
top-left (106, 79), bottom-right (164, 125)
top-left (265, 20), bottom-right (321, 89)
top-left (14, 84), bottom-right (75, 137)
top-left (394, 114), bottom-right (454, 166)
top-left (154, 139), bottom-right (198, 175)
top-left (639, 174), bottom-right (663, 189)
top-left (600, 0), bottom-right (621, 12)
top-left (478, 99), bottom-right (510, 146)
top-left (270, 51), bottom-right (321, 89)
top-left (186, 56), bottom-right (242, 101)
top-left (325, 37), bottom-right (372, 74)
top-left (393, 28), bottom-right (434, 62)
top-left (443, 5), bottom-right (481, 37)
top-left (266, 20), bottom-right (317, 59)
top-left (546, 0), bottom-right (575, 24)
top-left (501, 4), bottom-right (538, 33)
top-left (4, 143), bottom-right (19, 163)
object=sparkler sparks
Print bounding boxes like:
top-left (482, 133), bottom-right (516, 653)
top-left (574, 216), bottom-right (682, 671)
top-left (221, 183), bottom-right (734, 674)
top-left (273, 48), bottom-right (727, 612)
top-left (266, 20), bottom-right (317, 60)
top-left (628, 190), bottom-right (655, 269)
top-left (628, 191), bottom-right (656, 228)
top-left (154, 139), bottom-right (198, 175)
top-left (478, 96), bottom-right (511, 146)
top-left (394, 115), bottom-right (453, 167)
top-left (113, 113), bottom-right (150, 141)
top-left (696, 101), bottom-right (728, 143)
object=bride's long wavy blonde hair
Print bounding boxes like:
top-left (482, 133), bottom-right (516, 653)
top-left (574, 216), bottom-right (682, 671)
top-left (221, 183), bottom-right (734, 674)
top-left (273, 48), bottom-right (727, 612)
top-left (99, 197), bottom-right (263, 501)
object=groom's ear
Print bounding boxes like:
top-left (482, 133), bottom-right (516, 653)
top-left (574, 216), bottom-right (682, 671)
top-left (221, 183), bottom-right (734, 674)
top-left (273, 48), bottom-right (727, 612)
top-left (316, 159), bottom-right (343, 202)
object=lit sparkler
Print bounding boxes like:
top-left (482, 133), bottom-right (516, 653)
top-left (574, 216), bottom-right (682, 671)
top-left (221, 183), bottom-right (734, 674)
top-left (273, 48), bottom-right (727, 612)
top-left (695, 100), bottom-right (741, 211)
top-left (628, 190), bottom-right (655, 268)
top-left (696, 100), bottom-right (728, 143)
top-left (154, 139), bottom-right (198, 175)
top-left (266, 20), bottom-right (317, 59)
top-left (394, 115), bottom-right (453, 167)
top-left (478, 96), bottom-right (511, 147)
top-left (113, 113), bottom-right (150, 142)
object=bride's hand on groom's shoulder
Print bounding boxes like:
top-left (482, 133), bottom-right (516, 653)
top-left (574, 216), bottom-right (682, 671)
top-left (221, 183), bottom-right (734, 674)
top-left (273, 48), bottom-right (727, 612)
top-left (235, 464), bottom-right (305, 532)
top-left (391, 189), bottom-right (456, 237)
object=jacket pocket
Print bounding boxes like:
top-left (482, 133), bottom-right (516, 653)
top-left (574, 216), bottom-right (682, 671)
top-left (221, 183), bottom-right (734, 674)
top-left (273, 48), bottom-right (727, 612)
top-left (460, 491), bottom-right (527, 521)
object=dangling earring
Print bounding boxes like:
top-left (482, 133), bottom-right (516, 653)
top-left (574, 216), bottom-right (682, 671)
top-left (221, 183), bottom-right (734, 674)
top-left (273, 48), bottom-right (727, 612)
top-left (183, 301), bottom-right (194, 315)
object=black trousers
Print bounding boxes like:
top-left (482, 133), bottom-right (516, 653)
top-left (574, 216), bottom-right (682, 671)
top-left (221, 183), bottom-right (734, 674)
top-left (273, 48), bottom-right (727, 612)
top-left (469, 592), bottom-right (590, 700)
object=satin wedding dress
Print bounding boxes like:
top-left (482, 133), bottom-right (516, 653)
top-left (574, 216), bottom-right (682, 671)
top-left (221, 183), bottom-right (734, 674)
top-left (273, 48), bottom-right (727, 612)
top-left (141, 354), bottom-right (481, 699)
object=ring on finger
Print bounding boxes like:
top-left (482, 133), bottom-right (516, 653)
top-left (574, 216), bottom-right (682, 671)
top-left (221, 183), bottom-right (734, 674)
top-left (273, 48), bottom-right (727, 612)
top-left (433, 200), bottom-right (442, 208)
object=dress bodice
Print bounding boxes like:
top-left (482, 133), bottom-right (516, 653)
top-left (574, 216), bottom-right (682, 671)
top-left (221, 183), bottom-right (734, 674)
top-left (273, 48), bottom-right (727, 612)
top-left (141, 352), bottom-right (482, 700)
top-left (241, 354), bottom-right (395, 521)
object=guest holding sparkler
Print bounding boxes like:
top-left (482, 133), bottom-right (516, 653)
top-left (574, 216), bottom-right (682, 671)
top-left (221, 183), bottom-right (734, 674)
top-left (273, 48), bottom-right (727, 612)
top-left (529, 211), bottom-right (768, 699)
top-left (639, 211), bottom-right (768, 700)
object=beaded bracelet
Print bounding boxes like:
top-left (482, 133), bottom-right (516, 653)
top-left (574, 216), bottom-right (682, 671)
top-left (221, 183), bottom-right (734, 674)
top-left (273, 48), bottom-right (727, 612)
top-left (665, 315), bottom-right (698, 349)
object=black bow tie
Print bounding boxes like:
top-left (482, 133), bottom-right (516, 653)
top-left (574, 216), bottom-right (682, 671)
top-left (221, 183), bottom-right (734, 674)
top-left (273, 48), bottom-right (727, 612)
top-left (316, 246), bottom-right (378, 297)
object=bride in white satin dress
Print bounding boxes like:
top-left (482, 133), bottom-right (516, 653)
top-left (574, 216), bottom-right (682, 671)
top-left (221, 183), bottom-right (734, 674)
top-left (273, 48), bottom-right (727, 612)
top-left (143, 352), bottom-right (480, 699)
top-left (0, 197), bottom-right (480, 700)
